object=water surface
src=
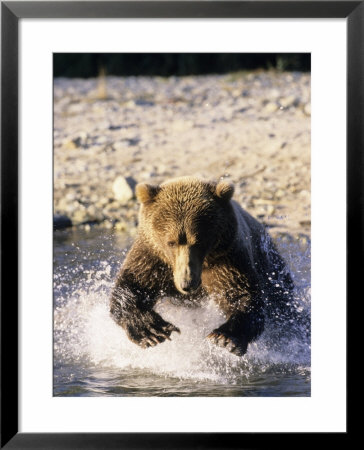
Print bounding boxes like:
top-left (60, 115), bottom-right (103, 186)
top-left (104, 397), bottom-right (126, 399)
top-left (54, 228), bottom-right (311, 397)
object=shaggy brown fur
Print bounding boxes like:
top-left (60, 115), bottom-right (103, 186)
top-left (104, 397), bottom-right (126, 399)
top-left (110, 177), bottom-right (294, 356)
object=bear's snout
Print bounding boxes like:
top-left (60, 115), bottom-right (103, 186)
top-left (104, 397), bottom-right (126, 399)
top-left (174, 246), bottom-right (202, 295)
top-left (178, 277), bottom-right (201, 293)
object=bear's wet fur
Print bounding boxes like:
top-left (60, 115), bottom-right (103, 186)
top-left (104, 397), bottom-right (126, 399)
top-left (110, 176), bottom-right (295, 356)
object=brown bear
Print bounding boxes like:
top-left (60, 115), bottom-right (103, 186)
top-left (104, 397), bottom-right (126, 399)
top-left (110, 176), bottom-right (294, 356)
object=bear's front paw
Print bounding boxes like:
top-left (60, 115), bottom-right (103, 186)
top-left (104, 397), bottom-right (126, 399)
top-left (207, 329), bottom-right (248, 357)
top-left (125, 310), bottom-right (180, 349)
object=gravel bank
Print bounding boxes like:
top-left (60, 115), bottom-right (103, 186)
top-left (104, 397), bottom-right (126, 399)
top-left (54, 71), bottom-right (310, 241)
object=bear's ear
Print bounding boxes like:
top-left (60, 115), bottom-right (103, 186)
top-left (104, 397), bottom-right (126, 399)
top-left (135, 183), bottom-right (160, 203)
top-left (215, 180), bottom-right (234, 201)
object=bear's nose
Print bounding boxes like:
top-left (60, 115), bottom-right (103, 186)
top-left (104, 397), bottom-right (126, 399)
top-left (180, 281), bottom-right (193, 292)
top-left (180, 279), bottom-right (199, 293)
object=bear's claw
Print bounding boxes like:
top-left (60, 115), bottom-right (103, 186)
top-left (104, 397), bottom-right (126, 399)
top-left (125, 310), bottom-right (180, 348)
top-left (207, 330), bottom-right (248, 357)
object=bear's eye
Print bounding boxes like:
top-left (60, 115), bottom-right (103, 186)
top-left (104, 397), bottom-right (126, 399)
top-left (167, 241), bottom-right (177, 248)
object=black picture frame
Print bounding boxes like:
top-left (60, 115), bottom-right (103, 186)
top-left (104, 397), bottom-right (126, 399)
top-left (1, 1), bottom-right (359, 448)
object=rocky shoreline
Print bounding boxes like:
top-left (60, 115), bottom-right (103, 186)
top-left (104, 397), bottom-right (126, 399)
top-left (54, 71), bottom-right (310, 242)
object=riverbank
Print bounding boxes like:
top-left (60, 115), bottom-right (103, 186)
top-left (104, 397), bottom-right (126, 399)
top-left (54, 71), bottom-right (310, 241)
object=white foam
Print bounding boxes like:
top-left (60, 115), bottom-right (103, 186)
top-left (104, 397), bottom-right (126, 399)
top-left (54, 269), bottom-right (311, 384)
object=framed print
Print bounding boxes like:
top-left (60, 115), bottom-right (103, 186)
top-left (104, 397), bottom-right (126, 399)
top-left (1, 1), bottom-right (360, 448)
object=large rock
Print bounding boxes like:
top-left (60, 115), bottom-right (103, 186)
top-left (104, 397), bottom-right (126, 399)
top-left (53, 214), bottom-right (72, 230)
top-left (112, 176), bottom-right (137, 204)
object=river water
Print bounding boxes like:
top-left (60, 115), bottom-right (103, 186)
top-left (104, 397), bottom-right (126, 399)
top-left (54, 228), bottom-right (311, 397)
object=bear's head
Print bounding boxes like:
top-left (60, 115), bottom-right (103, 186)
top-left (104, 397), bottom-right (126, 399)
top-left (135, 177), bottom-right (237, 295)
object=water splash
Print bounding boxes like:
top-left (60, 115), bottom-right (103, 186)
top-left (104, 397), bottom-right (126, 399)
top-left (54, 270), bottom-right (310, 384)
top-left (53, 229), bottom-right (310, 395)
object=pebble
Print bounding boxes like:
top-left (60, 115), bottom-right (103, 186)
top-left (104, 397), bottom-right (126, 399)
top-left (71, 208), bottom-right (90, 225)
top-left (264, 102), bottom-right (279, 113)
top-left (279, 95), bottom-right (300, 109)
top-left (275, 189), bottom-right (285, 199)
top-left (304, 103), bottom-right (311, 116)
top-left (114, 221), bottom-right (128, 232)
